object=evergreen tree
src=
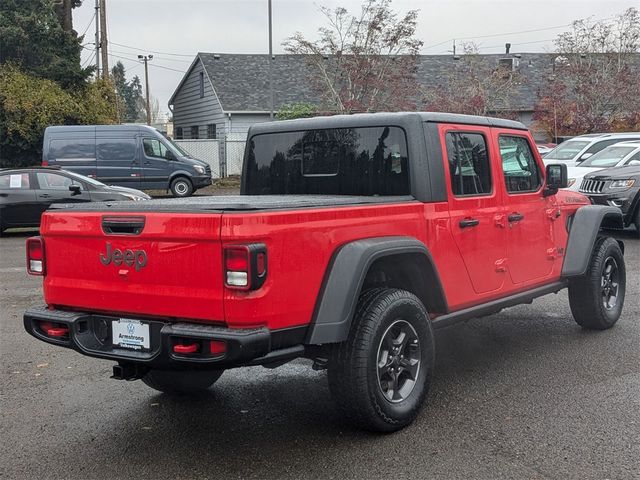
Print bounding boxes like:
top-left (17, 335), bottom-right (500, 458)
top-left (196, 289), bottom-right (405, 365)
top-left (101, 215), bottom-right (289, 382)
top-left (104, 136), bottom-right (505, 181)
top-left (0, 0), bottom-right (92, 88)
top-left (111, 61), bottom-right (146, 122)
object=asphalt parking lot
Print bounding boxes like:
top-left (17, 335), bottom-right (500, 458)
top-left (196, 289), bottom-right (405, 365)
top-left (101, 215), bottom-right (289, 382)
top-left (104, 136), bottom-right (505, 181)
top-left (1, 230), bottom-right (638, 480)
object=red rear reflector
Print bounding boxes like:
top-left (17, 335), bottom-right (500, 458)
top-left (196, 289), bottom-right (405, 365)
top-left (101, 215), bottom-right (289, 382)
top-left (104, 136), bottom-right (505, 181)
top-left (256, 253), bottom-right (266, 276)
top-left (26, 237), bottom-right (45, 275)
top-left (209, 340), bottom-right (227, 355)
top-left (173, 343), bottom-right (199, 354)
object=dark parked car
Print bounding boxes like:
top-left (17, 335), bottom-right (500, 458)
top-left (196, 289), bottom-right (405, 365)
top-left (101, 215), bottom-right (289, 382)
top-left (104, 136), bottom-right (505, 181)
top-left (580, 164), bottom-right (640, 237)
top-left (0, 167), bottom-right (150, 235)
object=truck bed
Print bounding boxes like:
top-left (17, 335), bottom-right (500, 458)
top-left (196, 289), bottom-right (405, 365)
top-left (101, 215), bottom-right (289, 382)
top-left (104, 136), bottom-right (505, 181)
top-left (50, 195), bottom-right (417, 212)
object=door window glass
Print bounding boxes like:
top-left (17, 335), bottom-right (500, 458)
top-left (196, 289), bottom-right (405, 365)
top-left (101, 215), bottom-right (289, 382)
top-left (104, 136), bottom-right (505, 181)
top-left (624, 151), bottom-right (640, 164)
top-left (36, 172), bottom-right (82, 190)
top-left (445, 132), bottom-right (492, 196)
top-left (143, 138), bottom-right (170, 159)
top-left (499, 136), bottom-right (542, 193)
top-left (97, 139), bottom-right (136, 161)
top-left (0, 173), bottom-right (30, 189)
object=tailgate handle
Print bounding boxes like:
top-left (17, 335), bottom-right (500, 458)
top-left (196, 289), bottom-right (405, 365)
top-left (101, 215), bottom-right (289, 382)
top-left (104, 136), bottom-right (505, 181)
top-left (102, 216), bottom-right (145, 235)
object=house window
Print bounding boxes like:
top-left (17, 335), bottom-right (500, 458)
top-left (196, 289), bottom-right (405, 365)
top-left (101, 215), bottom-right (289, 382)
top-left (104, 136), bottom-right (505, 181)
top-left (191, 126), bottom-right (199, 139)
top-left (207, 124), bottom-right (216, 139)
top-left (175, 127), bottom-right (183, 140)
top-left (199, 72), bottom-right (204, 98)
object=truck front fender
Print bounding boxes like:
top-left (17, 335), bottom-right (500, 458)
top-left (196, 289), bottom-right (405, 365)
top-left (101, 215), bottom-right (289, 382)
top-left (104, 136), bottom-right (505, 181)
top-left (305, 236), bottom-right (447, 345)
top-left (562, 205), bottom-right (624, 277)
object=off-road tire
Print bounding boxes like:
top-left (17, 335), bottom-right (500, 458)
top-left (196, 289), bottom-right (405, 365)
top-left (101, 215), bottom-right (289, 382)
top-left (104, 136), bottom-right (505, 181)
top-left (568, 236), bottom-right (625, 330)
top-left (327, 288), bottom-right (435, 432)
top-left (142, 369), bottom-right (223, 394)
top-left (170, 177), bottom-right (193, 198)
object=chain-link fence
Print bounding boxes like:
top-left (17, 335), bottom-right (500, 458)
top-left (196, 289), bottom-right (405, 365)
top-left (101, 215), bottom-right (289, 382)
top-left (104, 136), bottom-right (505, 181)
top-left (174, 139), bottom-right (221, 178)
top-left (175, 134), bottom-right (247, 178)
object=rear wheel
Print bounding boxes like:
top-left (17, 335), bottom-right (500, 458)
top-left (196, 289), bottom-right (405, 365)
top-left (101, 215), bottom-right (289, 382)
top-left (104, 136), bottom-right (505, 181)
top-left (142, 369), bottom-right (223, 394)
top-left (635, 207), bottom-right (640, 239)
top-left (328, 288), bottom-right (435, 432)
top-left (170, 177), bottom-right (193, 198)
top-left (568, 237), bottom-right (625, 330)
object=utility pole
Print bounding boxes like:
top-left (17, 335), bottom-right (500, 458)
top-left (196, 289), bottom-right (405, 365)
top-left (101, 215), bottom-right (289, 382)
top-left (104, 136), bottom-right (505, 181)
top-left (99, 0), bottom-right (109, 78)
top-left (94, 0), bottom-right (100, 77)
top-left (139, 55), bottom-right (154, 125)
top-left (268, 0), bottom-right (274, 120)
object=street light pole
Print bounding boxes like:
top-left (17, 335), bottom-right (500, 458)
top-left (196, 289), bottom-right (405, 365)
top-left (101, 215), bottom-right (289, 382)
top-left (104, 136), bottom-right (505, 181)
top-left (138, 54), bottom-right (153, 126)
top-left (268, 0), bottom-right (274, 120)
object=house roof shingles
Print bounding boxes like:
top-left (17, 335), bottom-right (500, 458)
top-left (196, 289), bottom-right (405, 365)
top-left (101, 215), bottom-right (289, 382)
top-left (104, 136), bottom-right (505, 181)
top-left (190, 52), bottom-right (638, 113)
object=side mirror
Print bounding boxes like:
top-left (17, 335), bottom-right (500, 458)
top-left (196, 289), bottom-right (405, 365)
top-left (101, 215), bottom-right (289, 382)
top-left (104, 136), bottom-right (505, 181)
top-left (578, 152), bottom-right (593, 162)
top-left (68, 184), bottom-right (82, 196)
top-left (544, 163), bottom-right (568, 197)
top-left (165, 150), bottom-right (177, 161)
top-left (628, 160), bottom-right (640, 166)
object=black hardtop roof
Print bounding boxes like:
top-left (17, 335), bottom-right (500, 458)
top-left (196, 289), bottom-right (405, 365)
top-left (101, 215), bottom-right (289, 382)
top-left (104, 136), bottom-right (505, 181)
top-left (247, 112), bottom-right (526, 136)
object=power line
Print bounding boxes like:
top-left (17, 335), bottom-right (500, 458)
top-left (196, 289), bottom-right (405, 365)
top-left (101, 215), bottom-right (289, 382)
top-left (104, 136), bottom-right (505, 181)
top-left (422, 14), bottom-right (617, 51)
top-left (108, 52), bottom-right (186, 73)
top-left (110, 41), bottom-right (193, 57)
top-left (79, 11), bottom-right (96, 38)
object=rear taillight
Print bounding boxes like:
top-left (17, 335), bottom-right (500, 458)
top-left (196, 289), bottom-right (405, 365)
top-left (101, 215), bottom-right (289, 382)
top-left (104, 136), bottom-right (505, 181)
top-left (42, 159), bottom-right (49, 166)
top-left (224, 244), bottom-right (267, 290)
top-left (26, 237), bottom-right (45, 276)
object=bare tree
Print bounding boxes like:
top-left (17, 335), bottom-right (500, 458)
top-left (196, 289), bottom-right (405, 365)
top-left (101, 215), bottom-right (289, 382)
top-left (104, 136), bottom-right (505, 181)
top-left (423, 42), bottom-right (524, 118)
top-left (533, 8), bottom-right (640, 137)
top-left (283, 0), bottom-right (422, 114)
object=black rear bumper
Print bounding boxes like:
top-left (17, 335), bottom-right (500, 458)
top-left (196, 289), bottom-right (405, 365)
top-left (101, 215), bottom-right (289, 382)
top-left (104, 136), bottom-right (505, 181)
top-left (23, 306), bottom-right (302, 369)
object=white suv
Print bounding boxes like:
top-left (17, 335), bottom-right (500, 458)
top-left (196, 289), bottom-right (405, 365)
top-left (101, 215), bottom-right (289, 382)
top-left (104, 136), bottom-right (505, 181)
top-left (565, 141), bottom-right (640, 191)
top-left (543, 133), bottom-right (640, 167)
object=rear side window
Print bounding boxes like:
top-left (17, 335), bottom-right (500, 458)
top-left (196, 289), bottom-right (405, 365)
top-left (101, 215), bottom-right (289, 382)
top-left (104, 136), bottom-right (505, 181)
top-left (97, 139), bottom-right (136, 161)
top-left (0, 173), bottom-right (30, 189)
top-left (445, 132), bottom-right (491, 196)
top-left (585, 138), bottom-right (640, 155)
top-left (499, 136), bottom-right (542, 193)
top-left (245, 126), bottom-right (409, 196)
top-left (49, 139), bottom-right (95, 160)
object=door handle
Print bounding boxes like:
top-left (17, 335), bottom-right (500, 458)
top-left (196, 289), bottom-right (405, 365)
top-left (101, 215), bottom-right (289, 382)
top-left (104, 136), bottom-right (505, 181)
top-left (39, 194), bottom-right (51, 199)
top-left (459, 218), bottom-right (480, 228)
top-left (508, 213), bottom-right (524, 222)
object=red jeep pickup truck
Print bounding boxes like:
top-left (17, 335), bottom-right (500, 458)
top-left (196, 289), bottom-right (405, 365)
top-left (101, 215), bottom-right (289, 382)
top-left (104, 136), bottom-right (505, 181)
top-left (24, 113), bottom-right (626, 432)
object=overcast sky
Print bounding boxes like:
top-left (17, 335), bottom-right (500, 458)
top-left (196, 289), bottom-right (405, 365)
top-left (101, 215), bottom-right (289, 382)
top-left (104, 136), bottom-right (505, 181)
top-left (72, 0), bottom-right (635, 117)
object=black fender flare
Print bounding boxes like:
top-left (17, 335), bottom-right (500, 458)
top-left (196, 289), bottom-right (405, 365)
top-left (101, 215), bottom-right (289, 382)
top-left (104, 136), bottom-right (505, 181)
top-left (562, 205), bottom-right (624, 277)
top-left (305, 236), bottom-right (448, 345)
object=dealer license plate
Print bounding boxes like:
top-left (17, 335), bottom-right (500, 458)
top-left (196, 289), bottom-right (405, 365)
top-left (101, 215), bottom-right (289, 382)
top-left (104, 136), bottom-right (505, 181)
top-left (112, 319), bottom-right (150, 350)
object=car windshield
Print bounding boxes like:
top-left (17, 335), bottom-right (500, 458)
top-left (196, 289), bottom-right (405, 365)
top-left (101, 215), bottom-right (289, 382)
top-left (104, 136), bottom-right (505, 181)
top-left (579, 146), bottom-right (637, 168)
top-left (545, 140), bottom-right (590, 160)
top-left (63, 170), bottom-right (106, 186)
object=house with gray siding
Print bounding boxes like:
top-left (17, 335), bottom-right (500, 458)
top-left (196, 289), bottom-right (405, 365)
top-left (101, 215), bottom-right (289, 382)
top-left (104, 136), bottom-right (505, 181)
top-left (168, 52), bottom-right (565, 145)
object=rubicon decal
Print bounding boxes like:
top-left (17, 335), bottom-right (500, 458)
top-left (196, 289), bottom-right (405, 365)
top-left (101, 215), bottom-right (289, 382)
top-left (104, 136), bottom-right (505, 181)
top-left (99, 243), bottom-right (147, 271)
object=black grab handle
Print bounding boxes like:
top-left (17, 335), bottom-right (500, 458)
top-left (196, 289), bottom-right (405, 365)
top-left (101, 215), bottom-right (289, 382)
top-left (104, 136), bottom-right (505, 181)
top-left (102, 216), bottom-right (145, 235)
top-left (459, 218), bottom-right (480, 228)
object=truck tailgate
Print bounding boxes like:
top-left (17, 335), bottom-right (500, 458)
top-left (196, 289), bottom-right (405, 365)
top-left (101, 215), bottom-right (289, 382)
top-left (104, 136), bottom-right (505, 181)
top-left (40, 211), bottom-right (224, 322)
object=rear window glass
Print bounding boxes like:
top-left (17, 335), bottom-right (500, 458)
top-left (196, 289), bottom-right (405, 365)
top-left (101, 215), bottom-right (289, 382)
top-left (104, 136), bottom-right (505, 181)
top-left (49, 139), bottom-right (95, 160)
top-left (245, 126), bottom-right (409, 196)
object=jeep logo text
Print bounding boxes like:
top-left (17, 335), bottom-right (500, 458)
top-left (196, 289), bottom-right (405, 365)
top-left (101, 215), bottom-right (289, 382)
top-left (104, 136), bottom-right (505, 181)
top-left (100, 243), bottom-right (147, 271)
